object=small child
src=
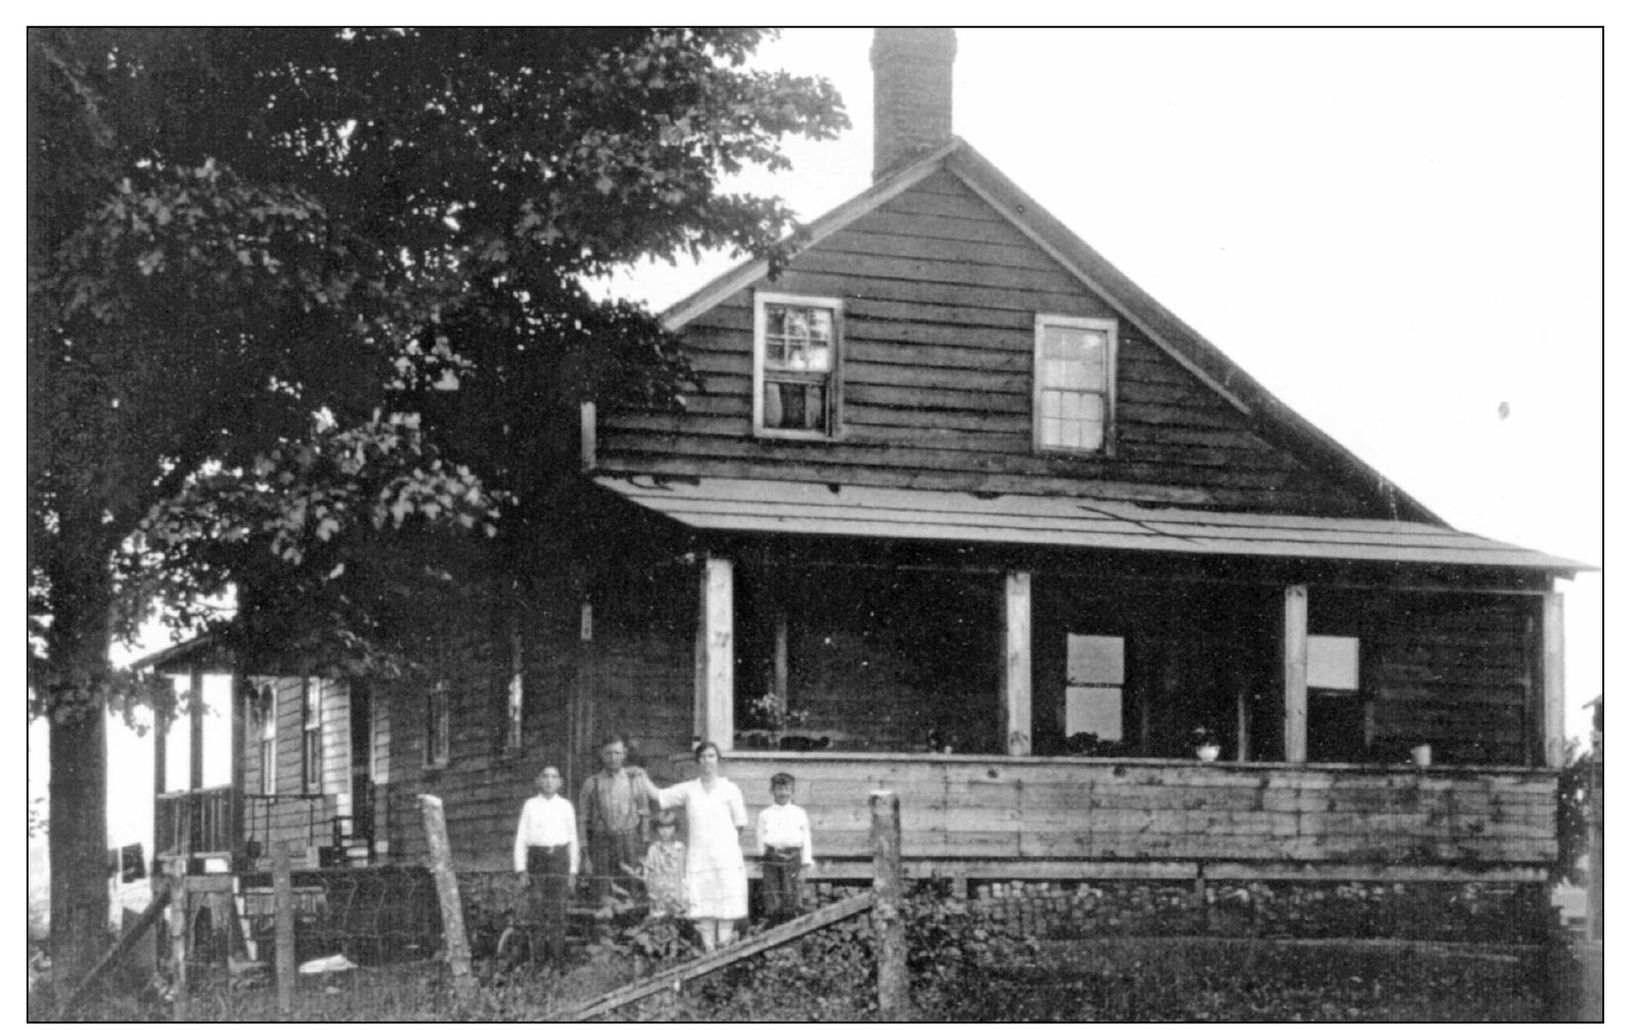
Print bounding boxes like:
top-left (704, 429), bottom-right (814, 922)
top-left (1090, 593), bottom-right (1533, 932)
top-left (641, 809), bottom-right (687, 917)
top-left (755, 772), bottom-right (814, 924)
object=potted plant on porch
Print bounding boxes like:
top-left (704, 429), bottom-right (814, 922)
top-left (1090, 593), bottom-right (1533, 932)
top-left (1191, 726), bottom-right (1221, 763)
top-left (738, 692), bottom-right (810, 750)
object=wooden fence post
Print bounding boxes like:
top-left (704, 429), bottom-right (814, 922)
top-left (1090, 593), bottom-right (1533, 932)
top-left (273, 842), bottom-right (296, 1017)
top-left (871, 790), bottom-right (907, 1019)
top-left (1587, 749), bottom-right (1603, 940)
top-left (418, 794), bottom-right (476, 1002)
top-left (169, 868), bottom-right (189, 1021)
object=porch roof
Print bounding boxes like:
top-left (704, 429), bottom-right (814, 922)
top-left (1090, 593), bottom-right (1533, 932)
top-left (596, 476), bottom-right (1592, 573)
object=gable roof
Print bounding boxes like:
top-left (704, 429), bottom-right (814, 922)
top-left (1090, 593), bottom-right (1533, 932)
top-left (661, 137), bottom-right (1442, 525)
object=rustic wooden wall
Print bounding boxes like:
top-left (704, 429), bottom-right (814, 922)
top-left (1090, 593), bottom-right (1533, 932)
top-left (600, 170), bottom-right (1377, 516)
top-left (1356, 592), bottom-right (1535, 766)
top-left (723, 753), bottom-right (1557, 874)
top-left (238, 676), bottom-right (339, 864)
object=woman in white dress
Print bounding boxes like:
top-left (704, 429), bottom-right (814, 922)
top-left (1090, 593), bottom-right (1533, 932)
top-left (643, 740), bottom-right (748, 950)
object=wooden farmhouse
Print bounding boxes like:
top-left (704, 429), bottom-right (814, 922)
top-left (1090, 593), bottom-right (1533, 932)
top-left (148, 29), bottom-right (1591, 891)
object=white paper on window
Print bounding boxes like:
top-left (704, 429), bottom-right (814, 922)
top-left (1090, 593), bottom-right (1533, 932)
top-left (1067, 634), bottom-right (1125, 685)
top-left (1066, 686), bottom-right (1124, 740)
top-left (1308, 636), bottom-right (1360, 690)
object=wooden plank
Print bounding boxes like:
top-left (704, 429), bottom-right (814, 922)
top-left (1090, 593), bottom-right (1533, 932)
top-left (877, 183), bottom-right (1012, 223)
top-left (1541, 592), bottom-right (1566, 767)
top-left (58, 882), bottom-right (174, 1018)
top-left (821, 225), bottom-right (1062, 272)
top-left (1002, 571), bottom-right (1032, 756)
top-left (550, 891), bottom-right (876, 1021)
top-left (790, 247), bottom-right (1087, 297)
top-left (419, 794), bottom-right (476, 1002)
top-left (845, 295), bottom-right (1038, 331)
top-left (769, 267), bottom-right (1106, 319)
top-left (852, 208), bottom-right (1045, 251)
top-left (700, 556), bottom-right (734, 749)
top-left (844, 358), bottom-right (1033, 394)
top-left (872, 792), bottom-right (908, 1019)
top-left (1199, 861), bottom-right (1550, 883)
top-left (1282, 585), bottom-right (1309, 763)
top-left (273, 845), bottom-right (295, 1015)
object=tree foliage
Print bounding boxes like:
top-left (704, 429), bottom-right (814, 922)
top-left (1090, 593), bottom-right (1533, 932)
top-left (27, 25), bottom-right (845, 985)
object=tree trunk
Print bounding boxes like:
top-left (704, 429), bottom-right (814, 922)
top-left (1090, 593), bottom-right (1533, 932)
top-left (48, 696), bottom-right (109, 994)
top-left (43, 546), bottom-right (116, 995)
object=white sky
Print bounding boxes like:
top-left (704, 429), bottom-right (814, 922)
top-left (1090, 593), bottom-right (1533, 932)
top-left (22, 17), bottom-right (1612, 853)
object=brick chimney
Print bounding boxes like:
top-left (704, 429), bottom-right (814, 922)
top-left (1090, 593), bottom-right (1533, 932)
top-left (870, 28), bottom-right (957, 180)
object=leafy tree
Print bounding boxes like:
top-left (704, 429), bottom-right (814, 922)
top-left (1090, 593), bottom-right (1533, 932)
top-left (28, 26), bottom-right (844, 988)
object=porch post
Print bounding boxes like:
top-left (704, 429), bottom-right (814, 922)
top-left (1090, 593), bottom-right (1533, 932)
top-left (1004, 571), bottom-right (1033, 756)
top-left (1541, 590), bottom-right (1566, 768)
top-left (188, 668), bottom-right (205, 792)
top-left (1281, 585), bottom-right (1308, 763)
top-left (696, 555), bottom-right (735, 750)
top-left (230, 673), bottom-right (245, 856)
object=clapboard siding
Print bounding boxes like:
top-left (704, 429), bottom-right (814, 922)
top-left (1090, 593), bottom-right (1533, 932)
top-left (718, 754), bottom-right (1557, 871)
top-left (602, 170), bottom-right (1372, 515)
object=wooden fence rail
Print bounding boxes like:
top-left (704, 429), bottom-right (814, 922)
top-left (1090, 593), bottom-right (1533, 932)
top-left (549, 891), bottom-right (877, 1022)
top-left (549, 787), bottom-right (908, 1021)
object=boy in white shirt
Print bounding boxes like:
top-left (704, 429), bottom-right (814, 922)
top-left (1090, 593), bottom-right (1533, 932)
top-left (755, 772), bottom-right (814, 925)
top-left (513, 766), bottom-right (578, 969)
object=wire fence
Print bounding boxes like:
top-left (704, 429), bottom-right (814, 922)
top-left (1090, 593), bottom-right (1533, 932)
top-left (58, 867), bottom-right (1578, 1021)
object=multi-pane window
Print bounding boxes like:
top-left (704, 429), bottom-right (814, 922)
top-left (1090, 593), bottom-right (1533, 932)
top-left (1034, 315), bottom-right (1115, 454)
top-left (754, 293), bottom-right (841, 437)
top-left (302, 678), bottom-right (322, 794)
top-left (425, 682), bottom-right (451, 768)
top-left (1065, 633), bottom-right (1125, 741)
top-left (259, 687), bottom-right (277, 795)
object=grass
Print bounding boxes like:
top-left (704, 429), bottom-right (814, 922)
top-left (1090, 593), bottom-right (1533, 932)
top-left (917, 937), bottom-right (1548, 1022)
top-left (34, 928), bottom-right (1553, 1021)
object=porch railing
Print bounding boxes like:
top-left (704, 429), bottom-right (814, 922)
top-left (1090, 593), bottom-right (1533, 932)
top-left (241, 792), bottom-right (332, 862)
top-left (155, 785), bottom-right (237, 858)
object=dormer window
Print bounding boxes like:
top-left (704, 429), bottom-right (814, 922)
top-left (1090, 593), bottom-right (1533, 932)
top-left (1034, 314), bottom-right (1116, 454)
top-left (754, 292), bottom-right (842, 438)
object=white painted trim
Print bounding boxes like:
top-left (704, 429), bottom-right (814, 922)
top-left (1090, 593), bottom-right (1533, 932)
top-left (1282, 585), bottom-right (1309, 763)
top-left (699, 556), bottom-right (735, 750)
top-left (752, 291), bottom-right (844, 440)
top-left (1004, 571), bottom-right (1033, 756)
top-left (950, 166), bottom-right (1253, 417)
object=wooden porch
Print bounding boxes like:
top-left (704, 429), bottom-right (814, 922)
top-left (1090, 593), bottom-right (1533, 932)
top-left (720, 752), bottom-right (1557, 883)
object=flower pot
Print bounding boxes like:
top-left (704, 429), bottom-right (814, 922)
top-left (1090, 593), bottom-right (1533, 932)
top-left (1195, 744), bottom-right (1220, 763)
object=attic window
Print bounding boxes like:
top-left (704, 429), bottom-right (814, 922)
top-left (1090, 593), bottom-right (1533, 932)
top-left (754, 292), bottom-right (842, 439)
top-left (1034, 315), bottom-right (1116, 454)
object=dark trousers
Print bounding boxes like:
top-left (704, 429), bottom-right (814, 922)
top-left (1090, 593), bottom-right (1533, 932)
top-left (525, 845), bottom-right (571, 968)
top-left (762, 847), bottom-right (804, 922)
top-left (587, 829), bottom-right (644, 904)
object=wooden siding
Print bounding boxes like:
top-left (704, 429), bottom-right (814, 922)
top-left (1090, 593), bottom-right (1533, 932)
top-left (600, 170), bottom-right (1375, 516)
top-left (1357, 593), bottom-right (1536, 765)
top-left (719, 753), bottom-right (1557, 875)
top-left (237, 676), bottom-right (340, 866)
